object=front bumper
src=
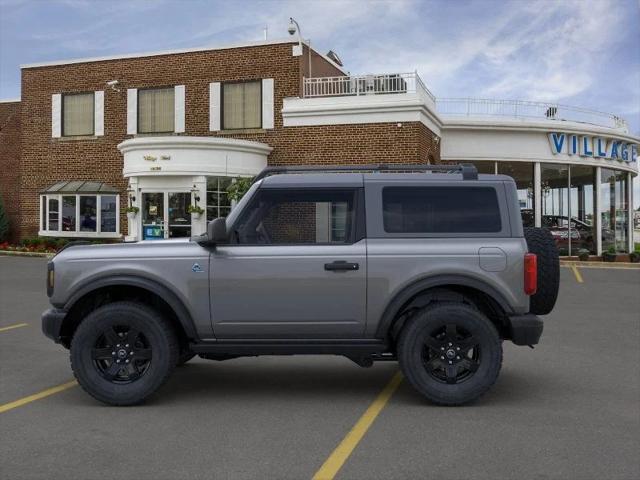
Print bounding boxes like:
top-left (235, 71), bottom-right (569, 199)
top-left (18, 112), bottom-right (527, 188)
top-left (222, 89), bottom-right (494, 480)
top-left (508, 314), bottom-right (543, 346)
top-left (41, 308), bottom-right (67, 344)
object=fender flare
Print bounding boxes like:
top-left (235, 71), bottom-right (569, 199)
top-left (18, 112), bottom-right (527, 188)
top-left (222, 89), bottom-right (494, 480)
top-left (375, 274), bottom-right (515, 338)
top-left (62, 275), bottom-right (198, 340)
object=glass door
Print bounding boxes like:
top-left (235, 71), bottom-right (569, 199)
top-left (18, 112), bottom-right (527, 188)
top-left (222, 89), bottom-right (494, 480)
top-left (142, 192), bottom-right (165, 240)
top-left (168, 192), bottom-right (191, 238)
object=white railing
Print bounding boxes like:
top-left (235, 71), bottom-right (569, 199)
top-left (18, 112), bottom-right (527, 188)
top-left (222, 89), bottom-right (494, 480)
top-left (435, 98), bottom-right (627, 130)
top-left (303, 72), bottom-right (436, 101)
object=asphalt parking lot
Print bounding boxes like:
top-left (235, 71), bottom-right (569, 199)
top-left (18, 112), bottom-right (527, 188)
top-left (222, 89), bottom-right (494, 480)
top-left (1, 256), bottom-right (639, 480)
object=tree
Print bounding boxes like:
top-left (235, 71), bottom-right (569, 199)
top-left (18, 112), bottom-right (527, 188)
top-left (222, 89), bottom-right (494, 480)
top-left (0, 194), bottom-right (9, 242)
top-left (226, 177), bottom-right (254, 203)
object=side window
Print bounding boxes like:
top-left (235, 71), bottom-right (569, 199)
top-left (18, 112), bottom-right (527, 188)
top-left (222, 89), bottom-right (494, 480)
top-left (382, 186), bottom-right (502, 233)
top-left (233, 189), bottom-right (357, 245)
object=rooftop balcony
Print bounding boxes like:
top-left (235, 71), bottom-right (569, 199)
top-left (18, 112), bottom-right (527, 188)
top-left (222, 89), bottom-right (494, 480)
top-left (302, 73), bottom-right (628, 132)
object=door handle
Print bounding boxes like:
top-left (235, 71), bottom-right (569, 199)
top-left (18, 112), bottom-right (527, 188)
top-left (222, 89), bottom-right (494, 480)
top-left (324, 261), bottom-right (359, 272)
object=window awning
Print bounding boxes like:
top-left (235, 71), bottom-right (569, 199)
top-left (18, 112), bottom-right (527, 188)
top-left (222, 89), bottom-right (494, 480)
top-left (41, 181), bottom-right (119, 194)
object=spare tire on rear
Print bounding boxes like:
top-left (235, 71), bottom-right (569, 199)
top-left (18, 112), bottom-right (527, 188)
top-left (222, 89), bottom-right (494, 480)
top-left (524, 227), bottom-right (560, 315)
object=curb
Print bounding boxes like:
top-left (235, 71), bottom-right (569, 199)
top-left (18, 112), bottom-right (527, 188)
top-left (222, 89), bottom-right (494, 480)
top-left (560, 260), bottom-right (640, 269)
top-left (0, 250), bottom-right (54, 258)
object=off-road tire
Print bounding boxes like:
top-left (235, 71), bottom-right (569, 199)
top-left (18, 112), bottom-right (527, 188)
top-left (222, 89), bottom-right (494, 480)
top-left (397, 302), bottom-right (502, 406)
top-left (524, 227), bottom-right (560, 315)
top-left (70, 301), bottom-right (179, 406)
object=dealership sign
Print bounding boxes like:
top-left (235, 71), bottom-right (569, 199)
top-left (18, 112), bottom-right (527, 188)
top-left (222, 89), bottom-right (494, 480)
top-left (548, 132), bottom-right (637, 163)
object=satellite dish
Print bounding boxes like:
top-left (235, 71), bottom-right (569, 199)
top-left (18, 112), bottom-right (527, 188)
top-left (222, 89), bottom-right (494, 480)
top-left (326, 50), bottom-right (343, 67)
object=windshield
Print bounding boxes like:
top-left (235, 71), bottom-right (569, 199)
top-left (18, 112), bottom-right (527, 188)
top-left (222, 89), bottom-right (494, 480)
top-left (224, 180), bottom-right (262, 229)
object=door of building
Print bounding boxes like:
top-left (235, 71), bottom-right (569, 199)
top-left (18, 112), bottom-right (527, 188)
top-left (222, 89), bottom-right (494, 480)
top-left (141, 191), bottom-right (191, 239)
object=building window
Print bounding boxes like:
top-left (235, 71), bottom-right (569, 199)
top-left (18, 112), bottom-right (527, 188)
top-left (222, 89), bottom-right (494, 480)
top-left (138, 87), bottom-right (175, 133)
top-left (497, 162), bottom-right (535, 227)
top-left (222, 81), bottom-right (261, 130)
top-left (62, 92), bottom-right (94, 136)
top-left (601, 169), bottom-right (629, 253)
top-left (62, 196), bottom-right (76, 232)
top-left (569, 165), bottom-right (596, 255)
top-left (79, 196), bottom-right (97, 232)
top-left (40, 192), bottom-right (120, 237)
top-left (206, 176), bottom-right (233, 221)
top-left (540, 164), bottom-right (570, 255)
top-left (100, 195), bottom-right (118, 233)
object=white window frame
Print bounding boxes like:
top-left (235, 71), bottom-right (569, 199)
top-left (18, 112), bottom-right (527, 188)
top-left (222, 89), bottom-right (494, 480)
top-left (39, 193), bottom-right (121, 238)
top-left (52, 91), bottom-right (104, 138)
top-left (128, 85), bottom-right (185, 135)
top-left (218, 79), bottom-right (274, 131)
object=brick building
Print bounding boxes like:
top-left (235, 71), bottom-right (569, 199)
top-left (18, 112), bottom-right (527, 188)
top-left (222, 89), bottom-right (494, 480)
top-left (0, 37), bottom-right (637, 253)
top-left (0, 39), bottom-right (439, 243)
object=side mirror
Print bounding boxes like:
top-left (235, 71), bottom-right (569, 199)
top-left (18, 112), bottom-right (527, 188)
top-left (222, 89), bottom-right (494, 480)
top-left (208, 217), bottom-right (228, 244)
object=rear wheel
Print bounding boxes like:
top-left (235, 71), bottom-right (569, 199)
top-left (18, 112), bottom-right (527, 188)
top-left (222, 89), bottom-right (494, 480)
top-left (397, 302), bottom-right (502, 405)
top-left (70, 301), bottom-right (178, 406)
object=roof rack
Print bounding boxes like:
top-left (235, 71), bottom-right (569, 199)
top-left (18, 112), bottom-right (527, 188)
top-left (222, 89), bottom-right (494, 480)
top-left (253, 163), bottom-right (478, 182)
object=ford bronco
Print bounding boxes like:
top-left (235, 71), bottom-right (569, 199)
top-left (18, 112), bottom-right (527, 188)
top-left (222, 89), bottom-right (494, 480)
top-left (42, 164), bottom-right (559, 406)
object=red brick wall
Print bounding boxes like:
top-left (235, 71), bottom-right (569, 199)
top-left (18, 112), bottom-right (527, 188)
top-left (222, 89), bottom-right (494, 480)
top-left (18, 42), bottom-right (304, 239)
top-left (17, 41), bottom-right (440, 240)
top-left (0, 101), bottom-right (21, 242)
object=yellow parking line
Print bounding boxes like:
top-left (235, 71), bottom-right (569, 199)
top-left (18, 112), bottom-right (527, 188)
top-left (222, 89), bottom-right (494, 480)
top-left (0, 323), bottom-right (28, 333)
top-left (0, 380), bottom-right (78, 414)
top-left (571, 265), bottom-right (584, 283)
top-left (312, 371), bottom-right (403, 480)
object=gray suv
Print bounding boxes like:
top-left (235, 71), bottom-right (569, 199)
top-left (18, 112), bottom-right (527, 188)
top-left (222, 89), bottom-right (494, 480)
top-left (42, 164), bottom-right (559, 406)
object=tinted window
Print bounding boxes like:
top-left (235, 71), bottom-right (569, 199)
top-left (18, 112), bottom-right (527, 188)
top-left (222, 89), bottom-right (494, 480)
top-left (234, 189), bottom-right (356, 245)
top-left (383, 187), bottom-right (501, 233)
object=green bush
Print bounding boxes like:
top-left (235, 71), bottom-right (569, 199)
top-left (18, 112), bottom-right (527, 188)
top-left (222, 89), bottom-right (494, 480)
top-left (577, 249), bottom-right (590, 261)
top-left (0, 196), bottom-right (9, 242)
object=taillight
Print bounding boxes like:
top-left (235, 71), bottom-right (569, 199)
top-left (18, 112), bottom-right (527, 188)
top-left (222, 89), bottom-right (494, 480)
top-left (524, 253), bottom-right (537, 295)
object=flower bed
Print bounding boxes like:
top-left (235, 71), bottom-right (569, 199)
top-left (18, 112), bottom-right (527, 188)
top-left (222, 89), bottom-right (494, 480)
top-left (0, 237), bottom-right (120, 254)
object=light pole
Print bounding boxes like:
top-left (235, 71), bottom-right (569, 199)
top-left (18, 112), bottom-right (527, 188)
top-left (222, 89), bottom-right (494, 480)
top-left (288, 17), bottom-right (312, 79)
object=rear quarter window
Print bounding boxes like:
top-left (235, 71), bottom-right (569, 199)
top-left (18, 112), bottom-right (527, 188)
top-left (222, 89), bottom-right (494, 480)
top-left (382, 186), bottom-right (502, 233)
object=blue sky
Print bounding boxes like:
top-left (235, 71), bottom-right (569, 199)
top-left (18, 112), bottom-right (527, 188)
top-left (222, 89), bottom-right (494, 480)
top-left (1, 0), bottom-right (639, 202)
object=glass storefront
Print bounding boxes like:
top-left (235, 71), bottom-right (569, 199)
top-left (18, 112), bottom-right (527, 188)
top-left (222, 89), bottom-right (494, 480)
top-left (601, 169), bottom-right (629, 253)
top-left (569, 166), bottom-right (596, 254)
top-left (540, 164), bottom-right (570, 255)
top-left (497, 162), bottom-right (535, 227)
top-left (441, 160), bottom-right (632, 255)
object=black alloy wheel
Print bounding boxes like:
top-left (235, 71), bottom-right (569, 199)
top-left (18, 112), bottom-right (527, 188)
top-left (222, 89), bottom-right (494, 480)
top-left (421, 323), bottom-right (480, 385)
top-left (397, 301), bottom-right (502, 406)
top-left (91, 325), bottom-right (152, 384)
top-left (70, 301), bottom-right (178, 406)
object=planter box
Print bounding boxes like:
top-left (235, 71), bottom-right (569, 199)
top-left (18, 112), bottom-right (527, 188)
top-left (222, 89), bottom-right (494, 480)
top-left (191, 212), bottom-right (203, 221)
top-left (126, 212), bottom-right (137, 221)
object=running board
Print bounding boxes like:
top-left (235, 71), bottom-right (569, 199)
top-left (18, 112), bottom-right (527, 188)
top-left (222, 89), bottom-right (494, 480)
top-left (190, 339), bottom-right (389, 356)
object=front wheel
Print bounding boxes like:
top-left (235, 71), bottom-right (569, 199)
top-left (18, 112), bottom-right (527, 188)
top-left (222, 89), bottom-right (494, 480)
top-left (397, 302), bottom-right (502, 406)
top-left (70, 301), bottom-right (179, 406)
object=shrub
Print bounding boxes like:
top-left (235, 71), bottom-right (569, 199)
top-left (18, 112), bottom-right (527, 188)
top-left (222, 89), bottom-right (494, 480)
top-left (577, 249), bottom-right (590, 261)
top-left (0, 196), bottom-right (9, 242)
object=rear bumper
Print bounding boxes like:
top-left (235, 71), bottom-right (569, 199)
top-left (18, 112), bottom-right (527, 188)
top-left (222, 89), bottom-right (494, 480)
top-left (41, 308), bottom-right (67, 344)
top-left (508, 314), bottom-right (543, 346)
